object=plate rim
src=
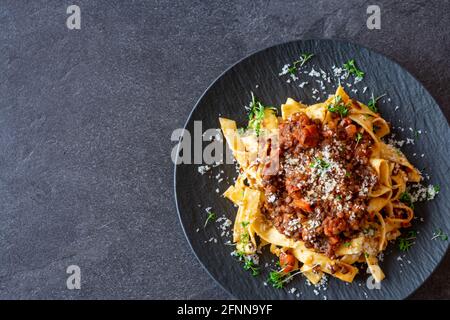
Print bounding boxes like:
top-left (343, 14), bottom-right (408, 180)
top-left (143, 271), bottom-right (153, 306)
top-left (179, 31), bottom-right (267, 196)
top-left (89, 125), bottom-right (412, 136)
top-left (174, 38), bottom-right (449, 300)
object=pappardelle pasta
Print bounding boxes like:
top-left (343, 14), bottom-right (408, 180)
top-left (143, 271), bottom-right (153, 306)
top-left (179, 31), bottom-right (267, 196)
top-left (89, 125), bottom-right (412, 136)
top-left (220, 86), bottom-right (421, 285)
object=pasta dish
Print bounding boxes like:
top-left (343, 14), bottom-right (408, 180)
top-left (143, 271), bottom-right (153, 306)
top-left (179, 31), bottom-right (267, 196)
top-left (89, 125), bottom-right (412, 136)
top-left (219, 86), bottom-right (421, 285)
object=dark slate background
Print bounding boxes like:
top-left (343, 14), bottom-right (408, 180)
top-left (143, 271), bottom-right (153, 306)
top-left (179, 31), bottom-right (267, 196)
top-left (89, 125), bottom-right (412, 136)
top-left (0, 0), bottom-right (448, 299)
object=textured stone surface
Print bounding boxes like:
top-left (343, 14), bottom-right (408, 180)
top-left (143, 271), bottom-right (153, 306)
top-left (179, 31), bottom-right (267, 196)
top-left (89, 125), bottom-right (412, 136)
top-left (0, 0), bottom-right (448, 299)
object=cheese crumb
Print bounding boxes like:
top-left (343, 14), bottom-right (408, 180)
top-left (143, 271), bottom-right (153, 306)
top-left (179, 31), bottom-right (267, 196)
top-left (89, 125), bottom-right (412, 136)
top-left (198, 165), bottom-right (211, 175)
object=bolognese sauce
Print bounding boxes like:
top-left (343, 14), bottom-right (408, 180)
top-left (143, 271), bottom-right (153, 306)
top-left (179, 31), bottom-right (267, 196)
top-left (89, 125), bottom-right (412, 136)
top-left (261, 112), bottom-right (378, 258)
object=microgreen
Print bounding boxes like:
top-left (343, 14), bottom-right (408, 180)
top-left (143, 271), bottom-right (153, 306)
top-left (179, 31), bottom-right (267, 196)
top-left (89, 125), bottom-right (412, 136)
top-left (399, 192), bottom-right (414, 209)
top-left (343, 59), bottom-right (365, 79)
top-left (355, 132), bottom-right (363, 145)
top-left (398, 230), bottom-right (417, 251)
top-left (310, 157), bottom-right (330, 170)
top-left (247, 92), bottom-right (276, 136)
top-left (327, 95), bottom-right (349, 117)
top-left (235, 251), bottom-right (260, 276)
top-left (431, 229), bottom-right (448, 241)
top-left (204, 211), bottom-right (217, 227)
top-left (367, 93), bottom-right (386, 113)
top-left (288, 53), bottom-right (315, 75)
top-left (267, 270), bottom-right (302, 289)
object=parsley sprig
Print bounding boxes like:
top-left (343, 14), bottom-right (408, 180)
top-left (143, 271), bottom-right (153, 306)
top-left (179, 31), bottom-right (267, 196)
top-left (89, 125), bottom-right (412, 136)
top-left (398, 230), bottom-right (417, 251)
top-left (343, 59), bottom-right (365, 79)
top-left (310, 157), bottom-right (330, 170)
top-left (328, 104), bottom-right (349, 117)
top-left (247, 92), bottom-right (276, 136)
top-left (355, 132), bottom-right (363, 145)
top-left (367, 93), bottom-right (386, 113)
top-left (267, 270), bottom-right (301, 289)
top-left (399, 192), bottom-right (414, 209)
top-left (288, 53), bottom-right (315, 75)
top-left (244, 259), bottom-right (260, 276)
top-left (431, 228), bottom-right (448, 241)
top-left (240, 232), bottom-right (250, 244)
top-left (235, 251), bottom-right (260, 276)
top-left (204, 211), bottom-right (217, 228)
top-left (327, 95), bottom-right (349, 117)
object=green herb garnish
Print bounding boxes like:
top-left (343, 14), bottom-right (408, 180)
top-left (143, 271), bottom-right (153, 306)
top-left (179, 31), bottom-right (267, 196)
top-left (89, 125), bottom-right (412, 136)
top-left (334, 95), bottom-right (342, 104)
top-left (398, 230), bottom-right (417, 251)
top-left (288, 53), bottom-right (315, 75)
top-left (327, 95), bottom-right (349, 117)
top-left (267, 270), bottom-right (301, 289)
top-left (328, 104), bottom-right (349, 117)
top-left (431, 229), bottom-right (448, 241)
top-left (204, 211), bottom-right (217, 227)
top-left (267, 270), bottom-right (285, 288)
top-left (235, 251), bottom-right (246, 260)
top-left (336, 195), bottom-right (342, 201)
top-left (247, 92), bottom-right (276, 136)
top-left (235, 251), bottom-right (260, 276)
top-left (243, 259), bottom-right (260, 276)
top-left (287, 64), bottom-right (297, 75)
top-left (310, 157), bottom-right (330, 170)
top-left (399, 192), bottom-right (414, 209)
top-left (241, 232), bottom-right (250, 244)
top-left (343, 242), bottom-right (351, 247)
top-left (355, 132), bottom-right (363, 145)
top-left (343, 59), bottom-right (365, 79)
top-left (367, 93), bottom-right (386, 113)
top-left (407, 230), bottom-right (417, 238)
top-left (248, 92), bottom-right (265, 136)
top-left (300, 53), bottom-right (315, 66)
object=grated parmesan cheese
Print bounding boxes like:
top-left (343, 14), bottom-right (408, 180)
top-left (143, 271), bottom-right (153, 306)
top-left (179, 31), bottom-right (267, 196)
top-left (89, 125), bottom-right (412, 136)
top-left (198, 165), bottom-right (211, 175)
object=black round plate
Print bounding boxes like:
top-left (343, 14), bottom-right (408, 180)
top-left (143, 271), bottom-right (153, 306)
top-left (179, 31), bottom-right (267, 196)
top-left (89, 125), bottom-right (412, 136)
top-left (174, 39), bottom-right (449, 300)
